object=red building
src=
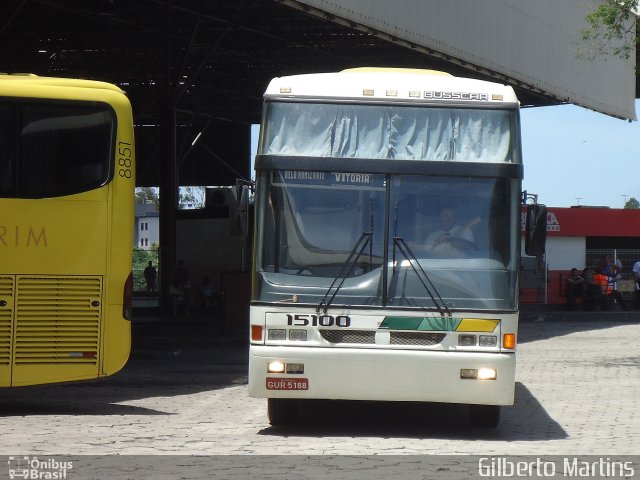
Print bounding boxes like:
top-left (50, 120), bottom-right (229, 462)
top-left (521, 207), bottom-right (640, 304)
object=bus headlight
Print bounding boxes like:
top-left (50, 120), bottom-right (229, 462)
top-left (268, 361), bottom-right (286, 373)
top-left (460, 369), bottom-right (477, 379)
top-left (289, 329), bottom-right (308, 341)
top-left (460, 368), bottom-right (497, 380)
top-left (458, 334), bottom-right (476, 346)
top-left (286, 363), bottom-right (305, 374)
top-left (268, 329), bottom-right (287, 341)
top-left (478, 368), bottom-right (497, 380)
top-left (479, 335), bottom-right (498, 347)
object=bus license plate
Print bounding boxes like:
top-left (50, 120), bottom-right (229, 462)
top-left (266, 378), bottom-right (309, 390)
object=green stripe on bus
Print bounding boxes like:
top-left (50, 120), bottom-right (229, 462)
top-left (380, 317), bottom-right (462, 331)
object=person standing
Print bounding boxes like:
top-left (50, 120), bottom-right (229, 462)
top-left (143, 261), bottom-right (157, 293)
top-left (600, 256), bottom-right (627, 310)
top-left (632, 259), bottom-right (640, 307)
top-left (565, 268), bottom-right (585, 309)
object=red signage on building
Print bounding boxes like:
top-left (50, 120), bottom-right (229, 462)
top-left (522, 207), bottom-right (640, 237)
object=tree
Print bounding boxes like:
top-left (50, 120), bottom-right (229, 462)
top-left (179, 186), bottom-right (206, 209)
top-left (624, 197), bottom-right (640, 209)
top-left (135, 187), bottom-right (160, 210)
top-left (132, 247), bottom-right (157, 291)
top-left (580, 0), bottom-right (638, 62)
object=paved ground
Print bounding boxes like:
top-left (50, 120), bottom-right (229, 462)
top-left (0, 310), bottom-right (639, 477)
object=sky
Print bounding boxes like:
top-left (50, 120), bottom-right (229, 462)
top-left (251, 99), bottom-right (640, 209)
top-left (520, 100), bottom-right (640, 208)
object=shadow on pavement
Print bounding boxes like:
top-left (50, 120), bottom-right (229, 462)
top-left (1, 308), bottom-right (633, 421)
top-left (258, 382), bottom-right (566, 441)
top-left (0, 319), bottom-right (249, 417)
top-left (519, 311), bottom-right (640, 344)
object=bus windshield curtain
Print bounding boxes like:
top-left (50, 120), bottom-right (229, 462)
top-left (264, 103), bottom-right (512, 163)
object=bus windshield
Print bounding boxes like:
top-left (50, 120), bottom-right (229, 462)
top-left (0, 102), bottom-right (114, 198)
top-left (263, 102), bottom-right (517, 163)
top-left (255, 170), bottom-right (519, 311)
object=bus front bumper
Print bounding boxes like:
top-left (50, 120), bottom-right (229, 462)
top-left (248, 345), bottom-right (515, 406)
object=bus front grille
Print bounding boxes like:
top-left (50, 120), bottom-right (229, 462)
top-left (320, 329), bottom-right (375, 344)
top-left (390, 331), bottom-right (446, 346)
top-left (14, 276), bottom-right (102, 365)
top-left (319, 329), bottom-right (447, 346)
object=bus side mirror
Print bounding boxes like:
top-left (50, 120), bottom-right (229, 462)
top-left (525, 204), bottom-right (547, 256)
top-left (230, 184), bottom-right (249, 237)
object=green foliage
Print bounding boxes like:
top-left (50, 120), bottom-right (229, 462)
top-left (135, 187), bottom-right (159, 210)
top-left (133, 247), bottom-right (152, 266)
top-left (132, 247), bottom-right (159, 291)
top-left (179, 186), bottom-right (206, 209)
top-left (580, 0), bottom-right (638, 61)
top-left (624, 197), bottom-right (640, 209)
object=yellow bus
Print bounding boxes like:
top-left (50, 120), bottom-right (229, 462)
top-left (0, 75), bottom-right (135, 387)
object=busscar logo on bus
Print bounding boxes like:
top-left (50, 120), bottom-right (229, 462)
top-left (424, 91), bottom-right (489, 101)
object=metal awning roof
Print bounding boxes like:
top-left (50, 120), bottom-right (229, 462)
top-left (2, 0), bottom-right (637, 187)
top-left (4, 0), bottom-right (615, 127)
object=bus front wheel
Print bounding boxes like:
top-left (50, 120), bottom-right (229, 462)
top-left (469, 404), bottom-right (500, 428)
top-left (267, 398), bottom-right (298, 426)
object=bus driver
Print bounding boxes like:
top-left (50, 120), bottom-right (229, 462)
top-left (425, 207), bottom-right (478, 254)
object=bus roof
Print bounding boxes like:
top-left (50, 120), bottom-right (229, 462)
top-left (0, 74), bottom-right (124, 94)
top-left (265, 67), bottom-right (518, 105)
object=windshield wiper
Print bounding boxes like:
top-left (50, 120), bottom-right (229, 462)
top-left (392, 237), bottom-right (452, 317)
top-left (316, 230), bottom-right (372, 314)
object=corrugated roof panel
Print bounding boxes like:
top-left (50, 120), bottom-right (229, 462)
top-left (293, 0), bottom-right (636, 120)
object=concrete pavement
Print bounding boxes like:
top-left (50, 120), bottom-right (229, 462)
top-left (0, 307), bottom-right (638, 458)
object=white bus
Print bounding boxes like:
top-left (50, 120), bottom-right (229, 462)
top-left (249, 68), bottom-right (539, 428)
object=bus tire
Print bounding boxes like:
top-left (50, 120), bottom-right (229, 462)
top-left (469, 404), bottom-right (500, 428)
top-left (267, 398), bottom-right (297, 426)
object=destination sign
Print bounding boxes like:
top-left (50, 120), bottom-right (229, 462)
top-left (274, 170), bottom-right (385, 189)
